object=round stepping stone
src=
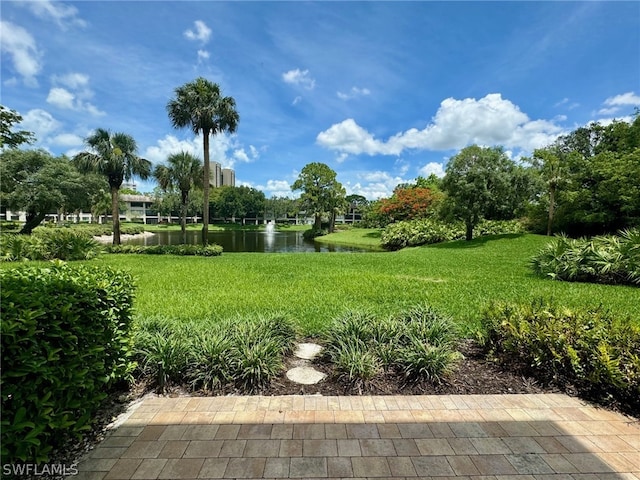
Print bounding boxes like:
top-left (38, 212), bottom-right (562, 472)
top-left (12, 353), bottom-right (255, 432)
top-left (294, 343), bottom-right (323, 360)
top-left (286, 366), bottom-right (327, 385)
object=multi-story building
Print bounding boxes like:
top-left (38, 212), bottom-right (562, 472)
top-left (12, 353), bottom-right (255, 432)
top-left (209, 162), bottom-right (235, 187)
top-left (221, 168), bottom-right (235, 187)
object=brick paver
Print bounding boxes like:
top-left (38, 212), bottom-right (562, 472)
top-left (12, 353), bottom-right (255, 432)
top-left (76, 394), bottom-right (640, 480)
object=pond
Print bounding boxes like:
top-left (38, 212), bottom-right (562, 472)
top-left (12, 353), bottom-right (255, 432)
top-left (124, 229), bottom-right (377, 253)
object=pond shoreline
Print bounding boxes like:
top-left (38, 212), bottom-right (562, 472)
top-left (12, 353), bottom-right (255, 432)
top-left (93, 231), bottom-right (156, 243)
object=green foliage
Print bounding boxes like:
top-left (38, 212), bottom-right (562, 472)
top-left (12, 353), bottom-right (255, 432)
top-left (303, 227), bottom-right (328, 239)
top-left (1, 262), bottom-right (136, 464)
top-left (323, 306), bottom-right (462, 386)
top-left (0, 105), bottom-right (35, 148)
top-left (479, 300), bottom-right (640, 411)
top-left (291, 162), bottom-right (346, 231)
top-left (531, 228), bottom-right (640, 285)
top-left (0, 229), bottom-right (101, 261)
top-left (381, 218), bottom-right (525, 250)
top-left (441, 144), bottom-right (533, 240)
top-left (106, 243), bottom-right (223, 256)
top-left (133, 314), bottom-right (298, 393)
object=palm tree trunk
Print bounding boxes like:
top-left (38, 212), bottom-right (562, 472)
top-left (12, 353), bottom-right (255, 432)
top-left (181, 191), bottom-right (188, 244)
top-left (202, 129), bottom-right (210, 246)
top-left (547, 186), bottom-right (555, 236)
top-left (465, 218), bottom-right (473, 241)
top-left (111, 186), bottom-right (121, 245)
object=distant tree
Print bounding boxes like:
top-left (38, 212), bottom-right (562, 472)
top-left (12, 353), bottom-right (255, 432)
top-left (442, 145), bottom-right (530, 241)
top-left (154, 151), bottom-right (203, 243)
top-left (167, 77), bottom-right (239, 245)
top-left (0, 149), bottom-right (87, 233)
top-left (291, 162), bottom-right (345, 232)
top-left (376, 187), bottom-right (443, 224)
top-left (0, 105), bottom-right (35, 149)
top-left (73, 129), bottom-right (151, 245)
top-left (264, 196), bottom-right (299, 221)
top-left (345, 194), bottom-right (368, 222)
top-left (211, 186), bottom-right (265, 223)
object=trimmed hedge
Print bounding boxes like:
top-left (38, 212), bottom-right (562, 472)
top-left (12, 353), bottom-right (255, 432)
top-left (479, 300), bottom-right (640, 413)
top-left (105, 244), bottom-right (223, 256)
top-left (1, 262), bottom-right (136, 464)
top-left (0, 230), bottom-right (101, 262)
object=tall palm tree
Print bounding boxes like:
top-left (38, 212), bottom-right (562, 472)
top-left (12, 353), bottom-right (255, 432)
top-left (74, 128), bottom-right (151, 245)
top-left (166, 77), bottom-right (239, 245)
top-left (154, 151), bottom-right (203, 244)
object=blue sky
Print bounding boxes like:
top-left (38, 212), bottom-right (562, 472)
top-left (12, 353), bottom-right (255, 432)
top-left (2, 1), bottom-right (639, 199)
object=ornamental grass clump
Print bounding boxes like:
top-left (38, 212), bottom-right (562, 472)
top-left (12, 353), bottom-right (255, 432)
top-left (323, 305), bottom-right (463, 387)
top-left (0, 229), bottom-right (101, 261)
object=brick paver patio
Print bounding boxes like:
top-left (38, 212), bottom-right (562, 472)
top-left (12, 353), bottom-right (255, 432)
top-left (76, 394), bottom-right (640, 480)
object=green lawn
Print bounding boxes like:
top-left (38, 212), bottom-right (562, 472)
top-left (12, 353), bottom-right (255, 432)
top-left (91, 234), bottom-right (640, 335)
top-left (315, 227), bottom-right (384, 250)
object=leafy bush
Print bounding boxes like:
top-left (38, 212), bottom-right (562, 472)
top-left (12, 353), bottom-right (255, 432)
top-left (1, 262), bottom-right (136, 464)
top-left (479, 299), bottom-right (640, 412)
top-left (531, 228), bottom-right (640, 285)
top-left (106, 243), bottom-right (223, 256)
top-left (303, 227), bottom-right (327, 239)
top-left (381, 218), bottom-right (525, 250)
top-left (0, 229), bottom-right (101, 261)
top-left (323, 305), bottom-right (462, 385)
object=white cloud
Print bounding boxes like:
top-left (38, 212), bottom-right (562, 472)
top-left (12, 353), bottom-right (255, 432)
top-left (264, 179), bottom-right (292, 197)
top-left (51, 133), bottom-right (84, 147)
top-left (317, 94), bottom-right (566, 156)
top-left (336, 153), bottom-right (349, 163)
top-left (282, 68), bottom-right (316, 90)
top-left (18, 0), bottom-right (86, 29)
top-left (337, 86), bottom-right (371, 100)
top-left (184, 20), bottom-right (211, 44)
top-left (20, 109), bottom-right (61, 139)
top-left (46, 74), bottom-right (105, 116)
top-left (197, 49), bottom-right (210, 62)
top-left (0, 20), bottom-right (42, 86)
top-left (145, 133), bottom-right (245, 169)
top-left (292, 96), bottom-right (302, 106)
top-left (418, 162), bottom-right (445, 178)
top-left (603, 91), bottom-right (640, 107)
top-left (233, 149), bottom-right (250, 162)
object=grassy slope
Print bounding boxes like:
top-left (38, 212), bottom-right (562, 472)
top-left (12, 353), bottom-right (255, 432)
top-left (92, 234), bottom-right (640, 335)
top-left (314, 228), bottom-right (384, 249)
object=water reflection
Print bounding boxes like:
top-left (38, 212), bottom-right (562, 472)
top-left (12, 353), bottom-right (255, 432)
top-left (123, 229), bottom-right (375, 253)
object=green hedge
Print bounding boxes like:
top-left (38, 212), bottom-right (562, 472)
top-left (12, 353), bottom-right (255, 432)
top-left (0, 230), bottom-right (101, 262)
top-left (1, 262), bottom-right (136, 464)
top-left (479, 300), bottom-right (640, 413)
top-left (105, 244), bottom-right (223, 256)
top-left (531, 228), bottom-right (640, 285)
top-left (381, 218), bottom-right (525, 250)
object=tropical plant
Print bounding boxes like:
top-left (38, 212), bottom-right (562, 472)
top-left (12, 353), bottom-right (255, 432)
top-left (154, 151), bottom-right (203, 243)
top-left (0, 105), bottom-right (35, 149)
top-left (166, 77), bottom-right (239, 245)
top-left (73, 129), bottom-right (151, 245)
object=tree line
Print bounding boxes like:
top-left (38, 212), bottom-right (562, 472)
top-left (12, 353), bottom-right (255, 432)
top-left (2, 91), bottom-right (638, 244)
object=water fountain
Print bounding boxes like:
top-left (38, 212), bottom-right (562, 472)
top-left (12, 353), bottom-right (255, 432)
top-left (265, 222), bottom-right (275, 234)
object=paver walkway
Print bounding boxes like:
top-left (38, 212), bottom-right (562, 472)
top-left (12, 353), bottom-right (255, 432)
top-left (76, 394), bottom-right (639, 480)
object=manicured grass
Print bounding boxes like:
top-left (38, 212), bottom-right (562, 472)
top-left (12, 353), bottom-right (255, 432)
top-left (315, 228), bottom-right (384, 250)
top-left (90, 234), bottom-right (640, 335)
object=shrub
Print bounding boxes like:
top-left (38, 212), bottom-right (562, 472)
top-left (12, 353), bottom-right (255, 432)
top-left (0, 229), bottom-right (101, 261)
top-left (323, 305), bottom-right (462, 385)
top-left (106, 244), bottom-right (223, 256)
top-left (381, 218), bottom-right (525, 250)
top-left (479, 299), bottom-right (640, 412)
top-left (531, 228), bottom-right (640, 285)
top-left (303, 227), bottom-right (327, 239)
top-left (1, 262), bottom-right (136, 464)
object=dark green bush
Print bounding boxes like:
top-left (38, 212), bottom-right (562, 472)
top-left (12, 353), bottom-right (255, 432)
top-left (106, 244), bottom-right (223, 256)
top-left (532, 229), bottom-right (640, 285)
top-left (303, 227), bottom-right (327, 239)
top-left (1, 262), bottom-right (136, 464)
top-left (1, 229), bottom-right (101, 261)
top-left (479, 300), bottom-right (640, 412)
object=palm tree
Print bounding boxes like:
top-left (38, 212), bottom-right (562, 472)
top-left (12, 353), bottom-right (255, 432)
top-left (73, 128), bottom-right (151, 245)
top-left (154, 151), bottom-right (203, 244)
top-left (166, 77), bottom-right (239, 245)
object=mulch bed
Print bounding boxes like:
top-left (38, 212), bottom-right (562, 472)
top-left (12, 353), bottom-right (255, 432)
top-left (46, 339), bottom-right (635, 479)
